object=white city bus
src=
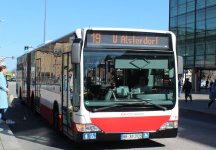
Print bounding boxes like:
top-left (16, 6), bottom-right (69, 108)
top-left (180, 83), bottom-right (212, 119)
top-left (17, 27), bottom-right (178, 142)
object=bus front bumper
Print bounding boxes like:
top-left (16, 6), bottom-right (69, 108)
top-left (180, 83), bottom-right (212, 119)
top-left (73, 128), bottom-right (178, 142)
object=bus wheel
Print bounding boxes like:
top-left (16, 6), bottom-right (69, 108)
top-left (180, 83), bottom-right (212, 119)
top-left (53, 105), bottom-right (60, 131)
top-left (19, 87), bottom-right (22, 100)
top-left (30, 92), bottom-right (37, 115)
top-left (30, 92), bottom-right (34, 107)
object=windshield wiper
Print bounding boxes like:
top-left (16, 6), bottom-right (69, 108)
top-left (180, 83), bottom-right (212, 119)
top-left (138, 99), bottom-right (167, 111)
top-left (92, 100), bottom-right (167, 112)
top-left (92, 102), bottom-right (144, 112)
top-left (92, 104), bottom-right (123, 112)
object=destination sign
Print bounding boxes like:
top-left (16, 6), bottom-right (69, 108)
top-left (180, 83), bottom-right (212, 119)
top-left (85, 30), bottom-right (171, 49)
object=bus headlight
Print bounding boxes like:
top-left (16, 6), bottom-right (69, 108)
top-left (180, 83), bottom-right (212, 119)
top-left (76, 124), bottom-right (101, 132)
top-left (159, 121), bottom-right (178, 130)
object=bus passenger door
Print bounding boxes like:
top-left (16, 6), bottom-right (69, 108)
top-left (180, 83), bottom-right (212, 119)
top-left (62, 52), bottom-right (74, 136)
top-left (35, 58), bottom-right (41, 113)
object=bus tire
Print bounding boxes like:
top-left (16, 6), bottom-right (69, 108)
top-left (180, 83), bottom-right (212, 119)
top-left (53, 103), bottom-right (60, 131)
top-left (19, 87), bottom-right (22, 100)
top-left (30, 92), bottom-right (38, 115)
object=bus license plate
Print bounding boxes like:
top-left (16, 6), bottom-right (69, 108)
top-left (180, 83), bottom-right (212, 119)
top-left (121, 133), bottom-right (143, 140)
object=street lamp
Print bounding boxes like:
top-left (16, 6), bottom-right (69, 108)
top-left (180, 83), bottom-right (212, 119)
top-left (44, 0), bottom-right (47, 43)
top-left (0, 56), bottom-right (15, 66)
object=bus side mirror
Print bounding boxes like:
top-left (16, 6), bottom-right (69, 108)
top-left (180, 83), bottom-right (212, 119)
top-left (177, 56), bottom-right (183, 75)
top-left (71, 38), bottom-right (82, 64)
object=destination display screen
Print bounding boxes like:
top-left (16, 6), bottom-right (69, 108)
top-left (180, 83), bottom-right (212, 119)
top-left (85, 30), bottom-right (171, 50)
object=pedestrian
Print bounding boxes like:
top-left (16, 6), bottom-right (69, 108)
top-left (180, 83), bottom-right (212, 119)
top-left (183, 78), bottom-right (192, 102)
top-left (208, 79), bottom-right (216, 108)
top-left (0, 65), bottom-right (15, 124)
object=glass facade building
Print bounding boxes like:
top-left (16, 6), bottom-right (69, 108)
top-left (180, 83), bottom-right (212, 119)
top-left (169, 0), bottom-right (216, 90)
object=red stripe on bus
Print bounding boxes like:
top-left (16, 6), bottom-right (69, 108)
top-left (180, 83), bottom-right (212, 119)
top-left (40, 104), bottom-right (53, 124)
top-left (91, 116), bottom-right (170, 133)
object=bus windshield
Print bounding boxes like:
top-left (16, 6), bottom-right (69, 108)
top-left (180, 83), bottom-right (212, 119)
top-left (83, 49), bottom-right (176, 112)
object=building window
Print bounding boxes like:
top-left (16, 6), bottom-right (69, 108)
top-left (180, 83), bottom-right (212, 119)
top-left (185, 56), bottom-right (194, 66)
top-left (178, 14), bottom-right (186, 26)
top-left (186, 23), bottom-right (195, 34)
top-left (206, 6), bottom-right (216, 19)
top-left (187, 12), bottom-right (195, 23)
top-left (178, 3), bottom-right (186, 15)
top-left (178, 0), bottom-right (186, 5)
top-left (206, 0), bottom-right (216, 7)
top-left (196, 21), bottom-right (205, 32)
top-left (196, 9), bottom-right (205, 22)
top-left (206, 18), bottom-right (216, 36)
top-left (170, 17), bottom-right (177, 28)
top-left (195, 55), bottom-right (205, 67)
top-left (170, 7), bottom-right (177, 17)
top-left (187, 1), bottom-right (195, 12)
top-left (170, 0), bottom-right (178, 8)
top-left (206, 41), bottom-right (216, 55)
top-left (186, 42), bottom-right (194, 56)
top-left (196, 41), bottom-right (205, 55)
top-left (205, 55), bottom-right (216, 66)
top-left (196, 0), bottom-right (206, 9)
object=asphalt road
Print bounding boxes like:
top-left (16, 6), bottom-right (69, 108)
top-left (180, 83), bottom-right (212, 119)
top-left (7, 82), bottom-right (216, 150)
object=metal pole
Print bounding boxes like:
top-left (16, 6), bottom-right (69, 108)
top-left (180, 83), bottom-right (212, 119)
top-left (43, 0), bottom-right (47, 43)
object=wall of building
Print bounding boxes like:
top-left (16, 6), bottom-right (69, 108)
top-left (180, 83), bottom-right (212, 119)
top-left (169, 0), bottom-right (216, 92)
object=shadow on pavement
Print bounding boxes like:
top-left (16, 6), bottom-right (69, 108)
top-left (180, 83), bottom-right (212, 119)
top-left (178, 108), bottom-right (216, 148)
top-left (72, 140), bottom-right (164, 150)
top-left (6, 98), bottom-right (165, 150)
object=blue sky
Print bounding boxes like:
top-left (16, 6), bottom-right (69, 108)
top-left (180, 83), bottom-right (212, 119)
top-left (0, 0), bottom-right (169, 71)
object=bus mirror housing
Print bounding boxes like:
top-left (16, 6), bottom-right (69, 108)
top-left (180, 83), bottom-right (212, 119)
top-left (177, 56), bottom-right (183, 75)
top-left (71, 38), bottom-right (82, 64)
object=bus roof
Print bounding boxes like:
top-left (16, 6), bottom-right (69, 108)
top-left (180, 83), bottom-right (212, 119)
top-left (22, 27), bottom-right (174, 55)
top-left (83, 27), bottom-right (173, 34)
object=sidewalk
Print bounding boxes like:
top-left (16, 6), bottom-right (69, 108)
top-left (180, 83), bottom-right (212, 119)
top-left (179, 92), bottom-right (216, 116)
top-left (0, 123), bottom-right (22, 150)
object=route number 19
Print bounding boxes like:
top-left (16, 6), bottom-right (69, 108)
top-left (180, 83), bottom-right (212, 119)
top-left (91, 33), bottom-right (101, 44)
